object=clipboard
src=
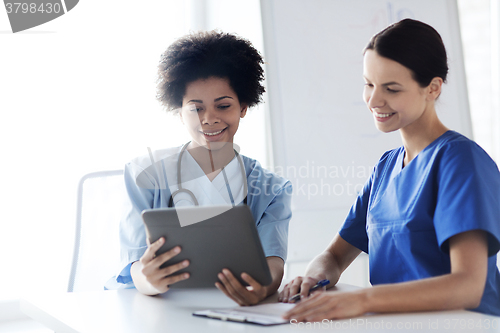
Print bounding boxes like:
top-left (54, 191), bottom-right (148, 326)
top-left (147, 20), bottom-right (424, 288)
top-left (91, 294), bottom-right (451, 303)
top-left (193, 303), bottom-right (295, 326)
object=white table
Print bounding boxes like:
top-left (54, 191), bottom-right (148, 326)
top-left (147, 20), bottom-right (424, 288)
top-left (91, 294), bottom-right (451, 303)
top-left (20, 284), bottom-right (499, 332)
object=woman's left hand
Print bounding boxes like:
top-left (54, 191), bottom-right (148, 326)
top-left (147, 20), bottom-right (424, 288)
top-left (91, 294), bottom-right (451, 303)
top-left (215, 269), bottom-right (267, 305)
top-left (282, 290), bottom-right (368, 322)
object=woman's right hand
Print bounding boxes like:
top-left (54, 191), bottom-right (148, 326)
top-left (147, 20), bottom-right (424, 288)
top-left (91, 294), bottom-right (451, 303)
top-left (278, 275), bottom-right (326, 303)
top-left (132, 237), bottom-right (190, 295)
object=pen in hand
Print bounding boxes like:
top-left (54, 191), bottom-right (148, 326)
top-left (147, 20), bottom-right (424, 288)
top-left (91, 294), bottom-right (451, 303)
top-left (288, 279), bottom-right (330, 303)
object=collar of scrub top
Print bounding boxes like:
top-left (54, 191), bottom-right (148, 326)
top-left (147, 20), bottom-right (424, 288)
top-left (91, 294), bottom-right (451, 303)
top-left (168, 141), bottom-right (248, 208)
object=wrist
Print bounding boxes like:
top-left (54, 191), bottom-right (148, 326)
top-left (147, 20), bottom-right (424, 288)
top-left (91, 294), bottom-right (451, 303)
top-left (359, 288), bottom-right (373, 314)
top-left (131, 261), bottom-right (162, 296)
top-left (262, 284), bottom-right (272, 299)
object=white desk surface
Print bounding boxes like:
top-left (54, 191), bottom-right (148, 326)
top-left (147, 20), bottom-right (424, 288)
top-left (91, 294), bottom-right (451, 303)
top-left (21, 284), bottom-right (499, 333)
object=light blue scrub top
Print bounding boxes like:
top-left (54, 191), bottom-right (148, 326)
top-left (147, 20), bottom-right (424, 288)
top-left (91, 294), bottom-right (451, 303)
top-left (111, 146), bottom-right (292, 289)
top-left (339, 131), bottom-right (500, 316)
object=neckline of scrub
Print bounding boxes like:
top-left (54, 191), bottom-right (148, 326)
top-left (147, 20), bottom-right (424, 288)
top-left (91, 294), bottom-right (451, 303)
top-left (399, 130), bottom-right (456, 171)
top-left (184, 148), bottom-right (238, 184)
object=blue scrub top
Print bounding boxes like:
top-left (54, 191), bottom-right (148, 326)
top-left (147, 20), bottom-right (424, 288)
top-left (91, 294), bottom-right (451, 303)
top-left (110, 146), bottom-right (292, 289)
top-left (339, 131), bottom-right (500, 316)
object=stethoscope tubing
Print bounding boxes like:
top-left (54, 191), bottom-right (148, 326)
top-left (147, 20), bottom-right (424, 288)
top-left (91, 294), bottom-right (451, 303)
top-left (168, 142), bottom-right (248, 207)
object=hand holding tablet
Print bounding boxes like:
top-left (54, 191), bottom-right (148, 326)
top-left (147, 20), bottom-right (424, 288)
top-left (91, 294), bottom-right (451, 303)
top-left (141, 205), bottom-right (272, 289)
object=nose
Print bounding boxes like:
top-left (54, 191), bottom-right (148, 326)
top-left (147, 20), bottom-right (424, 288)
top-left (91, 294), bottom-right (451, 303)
top-left (365, 86), bottom-right (385, 110)
top-left (200, 107), bottom-right (220, 125)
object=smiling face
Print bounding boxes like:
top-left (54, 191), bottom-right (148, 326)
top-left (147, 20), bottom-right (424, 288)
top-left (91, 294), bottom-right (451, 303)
top-left (180, 77), bottom-right (247, 151)
top-left (363, 50), bottom-right (434, 134)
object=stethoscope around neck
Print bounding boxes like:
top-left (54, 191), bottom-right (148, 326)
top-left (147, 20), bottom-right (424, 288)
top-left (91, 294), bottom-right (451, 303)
top-left (167, 142), bottom-right (248, 208)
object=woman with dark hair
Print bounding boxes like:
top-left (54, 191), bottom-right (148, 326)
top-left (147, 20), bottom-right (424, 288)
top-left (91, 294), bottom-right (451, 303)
top-left (280, 19), bottom-right (500, 319)
top-left (111, 31), bottom-right (292, 305)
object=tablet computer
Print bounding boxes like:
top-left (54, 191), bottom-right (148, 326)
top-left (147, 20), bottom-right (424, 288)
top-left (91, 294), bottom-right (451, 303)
top-left (141, 205), bottom-right (272, 288)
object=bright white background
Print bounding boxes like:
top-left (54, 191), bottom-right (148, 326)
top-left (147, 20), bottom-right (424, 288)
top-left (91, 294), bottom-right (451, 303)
top-left (0, 0), bottom-right (498, 309)
top-left (0, 0), bottom-right (267, 303)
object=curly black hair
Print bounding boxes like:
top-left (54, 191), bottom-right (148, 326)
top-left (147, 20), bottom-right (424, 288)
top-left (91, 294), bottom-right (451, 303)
top-left (156, 30), bottom-right (266, 113)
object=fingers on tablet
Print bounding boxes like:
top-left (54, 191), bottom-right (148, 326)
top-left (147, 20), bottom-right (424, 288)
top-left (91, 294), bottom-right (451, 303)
top-left (162, 260), bottom-right (190, 276)
top-left (145, 237), bottom-right (165, 262)
top-left (155, 246), bottom-right (182, 266)
top-left (153, 237), bottom-right (165, 248)
top-left (241, 272), bottom-right (261, 291)
top-left (164, 272), bottom-right (190, 286)
top-left (215, 282), bottom-right (238, 304)
top-left (216, 274), bottom-right (246, 306)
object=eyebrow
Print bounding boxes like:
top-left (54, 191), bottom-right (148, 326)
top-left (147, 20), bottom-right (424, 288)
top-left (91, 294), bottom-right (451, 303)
top-left (186, 96), bottom-right (234, 104)
top-left (381, 81), bottom-right (402, 87)
top-left (214, 96), bottom-right (233, 102)
top-left (363, 77), bottom-right (402, 87)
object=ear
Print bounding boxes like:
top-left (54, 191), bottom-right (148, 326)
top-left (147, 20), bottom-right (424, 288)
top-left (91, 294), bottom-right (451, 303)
top-left (427, 77), bottom-right (443, 101)
top-left (240, 104), bottom-right (248, 118)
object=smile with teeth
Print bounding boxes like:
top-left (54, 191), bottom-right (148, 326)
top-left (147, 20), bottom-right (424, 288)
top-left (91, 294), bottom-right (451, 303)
top-left (374, 112), bottom-right (395, 118)
top-left (202, 128), bottom-right (226, 136)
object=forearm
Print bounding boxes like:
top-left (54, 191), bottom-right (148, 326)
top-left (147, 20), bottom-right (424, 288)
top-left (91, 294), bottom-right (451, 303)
top-left (365, 231), bottom-right (487, 314)
top-left (283, 271), bottom-right (485, 322)
top-left (363, 272), bottom-right (484, 314)
top-left (130, 261), bottom-right (161, 296)
top-left (284, 232), bottom-right (488, 321)
top-left (264, 257), bottom-right (285, 297)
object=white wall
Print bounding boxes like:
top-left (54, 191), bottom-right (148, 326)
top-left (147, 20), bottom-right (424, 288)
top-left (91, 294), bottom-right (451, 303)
top-left (458, 0), bottom-right (498, 162)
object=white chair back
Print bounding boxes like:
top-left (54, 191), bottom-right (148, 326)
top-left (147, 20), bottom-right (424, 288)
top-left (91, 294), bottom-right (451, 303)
top-left (68, 170), bottom-right (128, 292)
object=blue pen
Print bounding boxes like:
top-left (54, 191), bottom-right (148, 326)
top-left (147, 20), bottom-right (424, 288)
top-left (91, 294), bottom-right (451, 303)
top-left (288, 279), bottom-right (330, 303)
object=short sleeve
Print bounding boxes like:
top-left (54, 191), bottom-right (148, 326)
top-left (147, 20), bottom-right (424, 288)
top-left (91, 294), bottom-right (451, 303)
top-left (256, 182), bottom-right (292, 261)
top-left (338, 172), bottom-right (373, 253)
top-left (434, 142), bottom-right (500, 256)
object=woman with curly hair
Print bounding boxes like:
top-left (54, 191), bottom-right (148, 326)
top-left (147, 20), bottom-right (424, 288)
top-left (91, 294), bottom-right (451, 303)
top-left (111, 31), bottom-right (292, 306)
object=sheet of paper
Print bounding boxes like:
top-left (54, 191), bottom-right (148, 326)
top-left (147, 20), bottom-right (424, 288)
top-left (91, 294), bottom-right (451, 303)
top-left (193, 302), bottom-right (296, 325)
